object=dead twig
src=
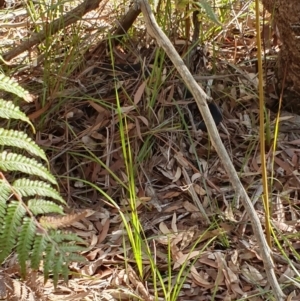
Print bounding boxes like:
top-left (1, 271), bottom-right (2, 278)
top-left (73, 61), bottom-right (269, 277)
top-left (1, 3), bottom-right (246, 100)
top-left (138, 0), bottom-right (285, 300)
top-left (113, 4), bottom-right (141, 39)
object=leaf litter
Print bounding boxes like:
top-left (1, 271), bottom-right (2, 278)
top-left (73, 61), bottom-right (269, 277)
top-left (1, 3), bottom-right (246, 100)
top-left (1, 0), bottom-right (300, 300)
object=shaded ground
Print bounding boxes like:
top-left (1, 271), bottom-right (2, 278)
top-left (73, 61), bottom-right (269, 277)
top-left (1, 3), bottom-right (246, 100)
top-left (1, 0), bottom-right (300, 300)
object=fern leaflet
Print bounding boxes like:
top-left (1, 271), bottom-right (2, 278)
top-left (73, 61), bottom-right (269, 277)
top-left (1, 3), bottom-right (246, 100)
top-left (0, 181), bottom-right (11, 221)
top-left (43, 243), bottom-right (56, 283)
top-left (59, 243), bottom-right (87, 254)
top-left (0, 99), bottom-right (35, 132)
top-left (0, 201), bottom-right (26, 262)
top-left (13, 179), bottom-right (65, 204)
top-left (17, 217), bottom-right (36, 278)
top-left (0, 72), bottom-right (86, 285)
top-left (52, 254), bottom-right (64, 287)
top-left (49, 231), bottom-right (86, 244)
top-left (28, 199), bottom-right (64, 215)
top-left (0, 129), bottom-right (47, 161)
top-left (31, 235), bottom-right (47, 270)
top-left (0, 151), bottom-right (57, 185)
top-left (0, 73), bottom-right (33, 102)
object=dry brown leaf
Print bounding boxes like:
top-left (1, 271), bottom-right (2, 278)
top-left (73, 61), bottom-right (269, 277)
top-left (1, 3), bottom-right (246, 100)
top-left (274, 156), bottom-right (293, 175)
top-left (171, 212), bottom-right (177, 232)
top-left (128, 265), bottom-right (153, 301)
top-left (134, 116), bottom-right (144, 142)
top-left (190, 265), bottom-right (212, 288)
top-left (182, 200), bottom-right (198, 212)
top-left (241, 263), bottom-right (267, 286)
top-left (81, 258), bottom-right (107, 276)
top-left (61, 291), bottom-right (90, 300)
top-left (230, 282), bottom-right (245, 296)
top-left (251, 155), bottom-right (260, 172)
top-left (191, 172), bottom-right (201, 182)
top-left (278, 266), bottom-right (295, 284)
top-left (118, 105), bottom-right (135, 114)
top-left (89, 233), bottom-right (99, 248)
top-left (90, 131), bottom-right (106, 140)
top-left (159, 222), bottom-right (171, 234)
top-left (171, 232), bottom-right (184, 247)
top-left (97, 218), bottom-right (110, 244)
top-left (82, 135), bottom-right (97, 150)
top-left (159, 190), bottom-right (182, 199)
top-left (65, 108), bottom-right (84, 119)
top-left (173, 250), bottom-right (202, 269)
top-left (28, 101), bottom-right (51, 120)
top-left (8, 278), bottom-right (36, 301)
top-left (198, 252), bottom-right (218, 268)
top-left (224, 204), bottom-right (237, 222)
top-left (238, 249), bottom-right (257, 260)
top-left (172, 166), bottom-right (182, 182)
top-left (287, 291), bottom-right (297, 301)
top-left (174, 152), bottom-right (189, 169)
top-left (156, 165), bottom-right (176, 180)
top-left (215, 252), bottom-right (244, 295)
top-left (98, 159), bottom-right (124, 175)
top-left (137, 115), bottom-right (149, 126)
top-left (272, 220), bottom-right (295, 232)
top-left (134, 81), bottom-right (147, 104)
top-left (193, 183), bottom-right (207, 196)
top-left (85, 248), bottom-right (102, 261)
top-left (180, 229), bottom-right (195, 251)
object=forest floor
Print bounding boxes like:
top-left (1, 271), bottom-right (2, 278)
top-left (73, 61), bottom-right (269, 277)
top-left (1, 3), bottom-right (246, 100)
top-left (1, 0), bottom-right (300, 300)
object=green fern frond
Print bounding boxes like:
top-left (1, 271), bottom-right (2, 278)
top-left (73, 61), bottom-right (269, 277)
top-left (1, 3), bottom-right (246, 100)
top-left (31, 235), bottom-right (47, 269)
top-left (0, 180), bottom-right (11, 201)
top-left (0, 129), bottom-right (47, 161)
top-left (13, 179), bottom-right (66, 204)
top-left (17, 217), bottom-right (36, 278)
top-left (65, 253), bottom-right (87, 263)
top-left (0, 99), bottom-right (35, 133)
top-left (44, 232), bottom-right (86, 285)
top-left (43, 243), bottom-right (56, 283)
top-left (59, 243), bottom-right (87, 253)
top-left (0, 74), bottom-right (87, 284)
top-left (49, 232), bottom-right (86, 244)
top-left (0, 73), bottom-right (33, 102)
top-left (0, 181), bottom-right (11, 220)
top-left (52, 254), bottom-right (64, 286)
top-left (0, 201), bottom-right (26, 262)
top-left (28, 199), bottom-right (64, 215)
top-left (61, 263), bottom-right (70, 283)
top-left (0, 152), bottom-right (57, 185)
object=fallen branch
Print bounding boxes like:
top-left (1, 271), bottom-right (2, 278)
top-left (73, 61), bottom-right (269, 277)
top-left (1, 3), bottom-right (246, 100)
top-left (138, 0), bottom-right (285, 300)
top-left (2, 0), bottom-right (102, 61)
top-left (113, 4), bottom-right (141, 39)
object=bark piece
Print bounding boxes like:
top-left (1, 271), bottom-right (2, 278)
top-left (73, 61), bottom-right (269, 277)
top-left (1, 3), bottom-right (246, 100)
top-left (262, 0), bottom-right (300, 112)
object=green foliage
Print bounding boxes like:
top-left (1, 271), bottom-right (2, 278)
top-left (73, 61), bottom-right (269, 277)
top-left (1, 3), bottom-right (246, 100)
top-left (28, 199), bottom-right (64, 215)
top-left (13, 179), bottom-right (65, 203)
top-left (195, 0), bottom-right (222, 26)
top-left (0, 151), bottom-right (57, 184)
top-left (0, 129), bottom-right (47, 160)
top-left (0, 72), bottom-right (86, 286)
top-left (0, 99), bottom-right (35, 132)
top-left (0, 73), bottom-right (33, 102)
